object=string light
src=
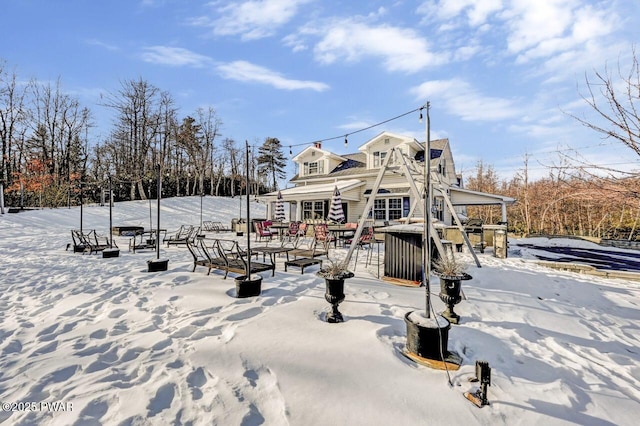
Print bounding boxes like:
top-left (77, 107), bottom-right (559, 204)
top-left (344, 135), bottom-right (348, 147)
top-left (284, 104), bottom-right (425, 154)
top-left (419, 110), bottom-right (423, 123)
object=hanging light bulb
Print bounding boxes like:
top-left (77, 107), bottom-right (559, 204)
top-left (289, 146), bottom-right (292, 156)
top-left (419, 109), bottom-right (423, 123)
top-left (344, 135), bottom-right (348, 147)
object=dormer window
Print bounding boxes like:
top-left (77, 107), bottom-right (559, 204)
top-left (373, 151), bottom-right (389, 167)
top-left (304, 160), bottom-right (324, 175)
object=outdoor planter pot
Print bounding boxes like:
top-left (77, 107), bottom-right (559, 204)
top-left (317, 269), bottom-right (354, 323)
top-left (404, 310), bottom-right (461, 370)
top-left (235, 274), bottom-right (262, 298)
top-left (147, 258), bottom-right (169, 272)
top-left (102, 248), bottom-right (120, 258)
top-left (434, 272), bottom-right (472, 324)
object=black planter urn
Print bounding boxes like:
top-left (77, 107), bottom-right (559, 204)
top-left (436, 272), bottom-right (472, 324)
top-left (235, 274), bottom-right (262, 298)
top-left (320, 271), bottom-right (354, 323)
top-left (324, 278), bottom-right (346, 323)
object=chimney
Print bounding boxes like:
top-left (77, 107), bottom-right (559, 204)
top-left (313, 142), bottom-right (322, 149)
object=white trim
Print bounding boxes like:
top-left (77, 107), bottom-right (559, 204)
top-left (259, 179), bottom-right (365, 202)
top-left (444, 187), bottom-right (516, 205)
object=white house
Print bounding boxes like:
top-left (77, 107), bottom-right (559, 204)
top-left (260, 131), bottom-right (515, 225)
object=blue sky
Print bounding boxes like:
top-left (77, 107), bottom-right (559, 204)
top-left (2, 0), bottom-right (639, 182)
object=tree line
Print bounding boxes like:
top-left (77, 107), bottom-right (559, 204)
top-left (462, 48), bottom-right (639, 241)
top-left (0, 62), bottom-right (287, 209)
top-left (465, 159), bottom-right (640, 240)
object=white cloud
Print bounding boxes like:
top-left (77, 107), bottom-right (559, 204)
top-left (411, 78), bottom-right (521, 121)
top-left (193, 0), bottom-right (311, 41)
top-left (418, 0), bottom-right (622, 79)
top-left (304, 19), bottom-right (447, 73)
top-left (418, 0), bottom-right (503, 28)
top-left (85, 39), bottom-right (119, 51)
top-left (216, 60), bottom-right (329, 91)
top-left (141, 46), bottom-right (213, 67)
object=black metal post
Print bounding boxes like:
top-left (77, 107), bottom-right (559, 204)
top-left (245, 140), bottom-right (251, 276)
top-left (156, 164), bottom-right (161, 260)
top-left (109, 176), bottom-right (113, 248)
top-left (80, 182), bottom-right (84, 234)
top-left (148, 178), bottom-right (153, 233)
top-left (424, 102), bottom-right (431, 318)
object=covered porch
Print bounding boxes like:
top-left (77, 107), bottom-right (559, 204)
top-left (443, 187), bottom-right (516, 223)
top-left (259, 179), bottom-right (365, 222)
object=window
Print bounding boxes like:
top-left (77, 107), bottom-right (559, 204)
top-left (303, 161), bottom-right (324, 176)
top-left (433, 197), bottom-right (444, 221)
top-left (388, 198), bottom-right (402, 220)
top-left (372, 197), bottom-right (403, 220)
top-left (302, 200), bottom-right (327, 219)
top-left (373, 151), bottom-right (387, 167)
top-left (373, 199), bottom-right (386, 220)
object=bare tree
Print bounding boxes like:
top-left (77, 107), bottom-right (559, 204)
top-left (572, 48), bottom-right (640, 157)
top-left (0, 62), bottom-right (28, 212)
top-left (102, 78), bottom-right (167, 200)
top-left (564, 48), bottom-right (640, 204)
top-left (196, 106), bottom-right (221, 196)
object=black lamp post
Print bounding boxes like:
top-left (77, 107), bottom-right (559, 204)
top-left (200, 192), bottom-right (204, 231)
top-left (148, 178), bottom-right (153, 232)
top-left (235, 140), bottom-right (262, 298)
top-left (148, 164), bottom-right (168, 272)
top-left (79, 182), bottom-right (84, 234)
top-left (102, 175), bottom-right (120, 258)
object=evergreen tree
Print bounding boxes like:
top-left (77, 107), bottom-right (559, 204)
top-left (256, 137), bottom-right (287, 191)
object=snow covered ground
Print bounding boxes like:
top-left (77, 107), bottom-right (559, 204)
top-left (1, 196), bottom-right (639, 425)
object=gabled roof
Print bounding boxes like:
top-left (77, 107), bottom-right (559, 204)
top-left (358, 131), bottom-right (422, 152)
top-left (292, 145), bottom-right (347, 162)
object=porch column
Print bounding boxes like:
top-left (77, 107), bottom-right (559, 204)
top-left (501, 202), bottom-right (507, 222)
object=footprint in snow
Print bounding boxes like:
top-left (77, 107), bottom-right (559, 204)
top-left (147, 383), bottom-right (176, 417)
top-left (90, 329), bottom-right (108, 339)
top-left (108, 308), bottom-right (127, 319)
top-left (224, 307), bottom-right (264, 322)
top-left (187, 367), bottom-right (208, 400)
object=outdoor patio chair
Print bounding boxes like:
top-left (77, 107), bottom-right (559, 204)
top-left (288, 226), bottom-right (329, 259)
top-left (164, 225), bottom-right (194, 246)
top-left (68, 230), bottom-right (89, 253)
top-left (71, 229), bottom-right (113, 254)
top-left (344, 226), bottom-right (374, 264)
top-left (285, 221), bottom-right (302, 241)
top-left (214, 239), bottom-right (275, 278)
top-left (313, 223), bottom-right (335, 251)
top-left (337, 222), bottom-right (358, 246)
top-left (254, 221), bottom-right (273, 241)
top-left (297, 222), bottom-right (308, 237)
top-left (186, 237), bottom-right (227, 275)
top-left (212, 221), bottom-right (231, 232)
